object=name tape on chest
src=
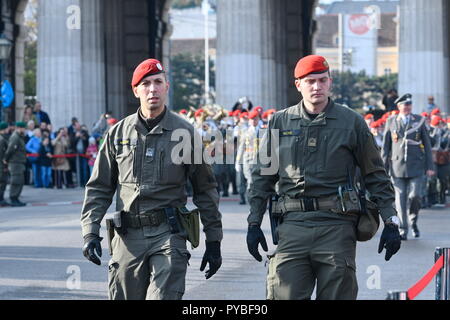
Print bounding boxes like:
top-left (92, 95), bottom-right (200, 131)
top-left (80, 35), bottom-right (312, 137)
top-left (279, 129), bottom-right (301, 137)
top-left (114, 138), bottom-right (137, 146)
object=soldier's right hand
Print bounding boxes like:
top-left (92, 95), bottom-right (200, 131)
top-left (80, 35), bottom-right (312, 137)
top-left (246, 225), bottom-right (268, 262)
top-left (82, 234), bottom-right (103, 265)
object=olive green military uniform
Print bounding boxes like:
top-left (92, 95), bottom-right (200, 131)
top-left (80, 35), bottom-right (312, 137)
top-left (248, 100), bottom-right (396, 300)
top-left (81, 108), bottom-right (223, 300)
top-left (0, 133), bottom-right (8, 202)
top-left (4, 131), bottom-right (27, 201)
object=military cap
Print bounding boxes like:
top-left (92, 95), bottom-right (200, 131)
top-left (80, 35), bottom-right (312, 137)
top-left (431, 108), bottom-right (441, 116)
top-left (15, 121), bottom-right (26, 128)
top-left (364, 114), bottom-right (374, 120)
top-left (395, 93), bottom-right (412, 105)
top-left (239, 112), bottom-right (248, 119)
top-left (421, 112), bottom-right (429, 118)
top-left (107, 118), bottom-right (118, 126)
top-left (194, 109), bottom-right (204, 118)
top-left (179, 109), bottom-right (188, 115)
top-left (431, 116), bottom-right (443, 127)
top-left (254, 106), bottom-right (263, 114)
top-left (131, 58), bottom-right (165, 87)
top-left (294, 55), bottom-right (330, 79)
top-left (248, 110), bottom-right (260, 119)
top-left (0, 122), bottom-right (8, 130)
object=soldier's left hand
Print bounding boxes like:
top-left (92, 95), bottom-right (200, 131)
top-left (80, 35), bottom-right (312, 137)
top-left (200, 241), bottom-right (222, 279)
top-left (377, 224), bottom-right (401, 261)
top-left (82, 234), bottom-right (103, 265)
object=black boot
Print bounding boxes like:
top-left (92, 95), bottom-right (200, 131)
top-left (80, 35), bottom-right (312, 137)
top-left (411, 224), bottom-right (420, 238)
top-left (10, 198), bottom-right (26, 207)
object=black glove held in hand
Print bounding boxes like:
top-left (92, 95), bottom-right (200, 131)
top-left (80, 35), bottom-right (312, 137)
top-left (200, 241), bottom-right (222, 279)
top-left (82, 233), bottom-right (103, 265)
top-left (246, 225), bottom-right (268, 262)
top-left (378, 224), bottom-right (401, 261)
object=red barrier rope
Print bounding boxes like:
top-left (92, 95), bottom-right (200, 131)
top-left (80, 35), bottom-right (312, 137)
top-left (26, 153), bottom-right (93, 160)
top-left (407, 255), bottom-right (444, 300)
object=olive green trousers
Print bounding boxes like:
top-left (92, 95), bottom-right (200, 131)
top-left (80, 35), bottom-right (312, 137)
top-left (108, 226), bottom-right (190, 300)
top-left (267, 222), bottom-right (358, 300)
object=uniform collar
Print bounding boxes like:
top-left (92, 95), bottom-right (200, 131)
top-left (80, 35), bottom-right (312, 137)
top-left (133, 106), bottom-right (174, 135)
top-left (291, 99), bottom-right (338, 122)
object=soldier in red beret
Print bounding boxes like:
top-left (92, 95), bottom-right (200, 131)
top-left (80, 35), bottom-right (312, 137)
top-left (81, 58), bottom-right (223, 300)
top-left (247, 55), bottom-right (400, 300)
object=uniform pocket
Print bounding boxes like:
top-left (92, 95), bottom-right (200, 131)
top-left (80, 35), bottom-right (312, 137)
top-left (116, 146), bottom-right (137, 183)
top-left (157, 148), bottom-right (186, 185)
top-left (107, 259), bottom-right (120, 300)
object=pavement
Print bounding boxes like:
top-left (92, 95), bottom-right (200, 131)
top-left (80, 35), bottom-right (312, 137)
top-left (0, 185), bottom-right (449, 300)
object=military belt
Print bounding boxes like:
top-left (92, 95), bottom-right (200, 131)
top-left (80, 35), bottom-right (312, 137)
top-left (123, 210), bottom-right (167, 228)
top-left (273, 196), bottom-right (343, 214)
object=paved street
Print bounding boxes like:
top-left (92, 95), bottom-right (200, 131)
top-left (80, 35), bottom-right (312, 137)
top-left (0, 186), bottom-right (449, 300)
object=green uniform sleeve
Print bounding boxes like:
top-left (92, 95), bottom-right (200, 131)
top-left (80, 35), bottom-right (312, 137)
top-left (355, 118), bottom-right (396, 222)
top-left (188, 129), bottom-right (223, 242)
top-left (247, 118), bottom-right (279, 226)
top-left (80, 131), bottom-right (118, 237)
top-left (189, 161), bottom-right (223, 242)
top-left (4, 134), bottom-right (18, 162)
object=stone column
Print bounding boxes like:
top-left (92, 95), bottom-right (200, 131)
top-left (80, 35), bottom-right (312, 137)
top-left (37, 0), bottom-right (105, 130)
top-left (37, 0), bottom-right (82, 130)
top-left (80, 0), bottom-right (106, 129)
top-left (13, 0), bottom-right (29, 120)
top-left (399, 0), bottom-right (449, 114)
top-left (216, 0), bottom-right (263, 109)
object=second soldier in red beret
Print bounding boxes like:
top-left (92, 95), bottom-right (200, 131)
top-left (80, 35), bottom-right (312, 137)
top-left (246, 55), bottom-right (401, 300)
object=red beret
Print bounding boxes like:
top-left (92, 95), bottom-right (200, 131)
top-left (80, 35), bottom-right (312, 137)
top-left (232, 110), bottom-right (241, 117)
top-left (370, 120), bottom-right (379, 129)
top-left (179, 109), bottom-right (187, 114)
top-left (239, 112), bottom-right (248, 119)
top-left (431, 116), bottom-right (442, 127)
top-left (194, 109), bottom-right (204, 118)
top-left (228, 111), bottom-right (234, 117)
top-left (421, 112), bottom-right (429, 118)
top-left (254, 106), bottom-right (263, 113)
top-left (294, 55), bottom-right (330, 79)
top-left (107, 118), bottom-right (118, 125)
top-left (131, 59), bottom-right (165, 87)
top-left (267, 108), bottom-right (276, 114)
top-left (248, 110), bottom-right (260, 119)
top-left (364, 114), bottom-right (374, 120)
top-left (431, 108), bottom-right (441, 116)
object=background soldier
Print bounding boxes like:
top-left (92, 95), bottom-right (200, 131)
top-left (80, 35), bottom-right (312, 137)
top-left (4, 122), bottom-right (27, 207)
top-left (382, 94), bottom-right (435, 240)
top-left (81, 59), bottom-right (223, 300)
top-left (246, 55), bottom-right (401, 300)
top-left (0, 122), bottom-right (9, 207)
top-left (236, 110), bottom-right (260, 203)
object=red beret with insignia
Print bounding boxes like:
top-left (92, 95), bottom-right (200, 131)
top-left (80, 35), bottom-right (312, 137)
top-left (294, 55), bottom-right (330, 79)
top-left (131, 58), bottom-right (165, 87)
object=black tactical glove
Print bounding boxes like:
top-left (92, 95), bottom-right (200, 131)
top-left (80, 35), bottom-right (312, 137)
top-left (246, 224), bottom-right (268, 262)
top-left (82, 233), bottom-right (103, 265)
top-left (378, 224), bottom-right (401, 261)
top-left (200, 241), bottom-right (222, 279)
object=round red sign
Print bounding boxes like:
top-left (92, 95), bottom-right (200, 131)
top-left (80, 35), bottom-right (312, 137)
top-left (348, 14), bottom-right (370, 35)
